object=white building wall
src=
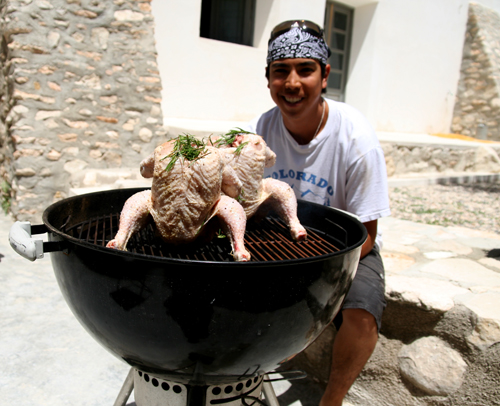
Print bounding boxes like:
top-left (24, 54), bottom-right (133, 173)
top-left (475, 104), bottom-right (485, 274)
top-left (152, 0), bottom-right (470, 135)
top-left (151, 0), bottom-right (325, 127)
top-left (151, 0), bottom-right (268, 124)
top-left (344, 0), bottom-right (469, 134)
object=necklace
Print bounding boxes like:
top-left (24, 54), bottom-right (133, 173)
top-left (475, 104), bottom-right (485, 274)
top-left (313, 98), bottom-right (325, 139)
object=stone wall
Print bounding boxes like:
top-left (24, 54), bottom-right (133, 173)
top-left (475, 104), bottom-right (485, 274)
top-left (452, 2), bottom-right (500, 142)
top-left (0, 0), bottom-right (164, 223)
top-left (0, 1), bottom-right (10, 214)
top-left (382, 142), bottom-right (500, 178)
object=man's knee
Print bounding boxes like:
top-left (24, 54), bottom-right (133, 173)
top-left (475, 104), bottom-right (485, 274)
top-left (341, 308), bottom-right (378, 335)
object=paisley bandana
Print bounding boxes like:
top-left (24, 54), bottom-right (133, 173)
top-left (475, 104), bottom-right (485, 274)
top-left (267, 27), bottom-right (330, 65)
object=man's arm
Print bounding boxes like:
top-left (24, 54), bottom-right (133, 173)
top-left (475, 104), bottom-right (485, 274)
top-left (360, 219), bottom-right (377, 259)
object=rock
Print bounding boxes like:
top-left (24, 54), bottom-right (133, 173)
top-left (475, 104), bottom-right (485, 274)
top-left (91, 27), bottom-right (109, 50)
top-left (46, 149), bottom-right (61, 161)
top-left (398, 336), bottom-right (467, 396)
top-left (47, 31), bottom-right (60, 48)
top-left (63, 159), bottom-right (88, 174)
top-left (139, 127), bottom-right (153, 142)
top-left (434, 305), bottom-right (477, 353)
top-left (35, 110), bottom-right (61, 121)
top-left (479, 257), bottom-right (500, 271)
top-left (12, 105), bottom-right (30, 115)
top-left (36, 0), bottom-right (53, 9)
top-left (467, 318), bottom-right (500, 349)
top-left (75, 73), bottom-right (102, 90)
top-left (385, 275), bottom-right (469, 312)
top-left (15, 168), bottom-right (36, 177)
top-left (473, 146), bottom-right (500, 172)
top-left (416, 239), bottom-right (473, 256)
top-left (381, 252), bottom-right (416, 273)
top-left (421, 258), bottom-right (500, 288)
top-left (423, 251), bottom-right (456, 259)
top-left (491, 97), bottom-right (500, 108)
top-left (114, 10), bottom-right (144, 22)
top-left (58, 133), bottom-right (78, 142)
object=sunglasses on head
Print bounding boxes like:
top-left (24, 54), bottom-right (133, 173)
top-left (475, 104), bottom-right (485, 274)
top-left (269, 20), bottom-right (325, 43)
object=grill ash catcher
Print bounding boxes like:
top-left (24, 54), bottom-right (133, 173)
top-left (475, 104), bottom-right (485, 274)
top-left (9, 188), bottom-right (367, 406)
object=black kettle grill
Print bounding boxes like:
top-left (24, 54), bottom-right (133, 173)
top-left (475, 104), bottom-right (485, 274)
top-left (9, 188), bottom-right (366, 405)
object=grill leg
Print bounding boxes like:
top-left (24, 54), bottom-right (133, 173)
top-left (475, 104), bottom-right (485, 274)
top-left (113, 367), bottom-right (134, 406)
top-left (262, 375), bottom-right (280, 406)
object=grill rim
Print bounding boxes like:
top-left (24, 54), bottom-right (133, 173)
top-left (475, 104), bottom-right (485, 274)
top-left (42, 188), bottom-right (367, 268)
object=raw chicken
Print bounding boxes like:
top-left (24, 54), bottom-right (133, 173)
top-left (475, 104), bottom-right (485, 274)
top-left (106, 135), bottom-right (251, 261)
top-left (212, 131), bottom-right (307, 241)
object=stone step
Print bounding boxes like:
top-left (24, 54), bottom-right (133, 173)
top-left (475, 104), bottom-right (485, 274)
top-left (387, 171), bottom-right (500, 187)
top-left (69, 168), bottom-right (151, 195)
top-left (68, 180), bottom-right (151, 197)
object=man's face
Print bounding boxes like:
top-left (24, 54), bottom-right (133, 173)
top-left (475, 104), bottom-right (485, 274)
top-left (267, 58), bottom-right (329, 119)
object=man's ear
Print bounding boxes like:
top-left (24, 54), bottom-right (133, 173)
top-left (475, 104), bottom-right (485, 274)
top-left (322, 64), bottom-right (331, 90)
top-left (266, 66), bottom-right (270, 89)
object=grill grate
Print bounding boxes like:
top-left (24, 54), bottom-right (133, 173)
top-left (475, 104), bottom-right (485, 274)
top-left (62, 214), bottom-right (342, 262)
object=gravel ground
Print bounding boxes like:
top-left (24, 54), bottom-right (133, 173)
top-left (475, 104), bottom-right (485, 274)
top-left (388, 181), bottom-right (500, 235)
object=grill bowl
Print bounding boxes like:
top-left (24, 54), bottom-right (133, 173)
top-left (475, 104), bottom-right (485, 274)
top-left (43, 188), bottom-right (366, 385)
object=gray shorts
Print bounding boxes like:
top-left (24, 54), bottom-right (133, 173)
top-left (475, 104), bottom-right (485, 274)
top-left (333, 244), bottom-right (386, 332)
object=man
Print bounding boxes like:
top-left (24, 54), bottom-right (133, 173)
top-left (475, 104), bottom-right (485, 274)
top-left (247, 20), bottom-right (391, 406)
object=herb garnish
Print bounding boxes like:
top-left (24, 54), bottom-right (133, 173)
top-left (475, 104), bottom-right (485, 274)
top-left (213, 128), bottom-right (253, 154)
top-left (216, 229), bottom-right (226, 239)
top-left (234, 141), bottom-right (250, 155)
top-left (235, 189), bottom-right (246, 203)
top-left (162, 134), bottom-right (209, 172)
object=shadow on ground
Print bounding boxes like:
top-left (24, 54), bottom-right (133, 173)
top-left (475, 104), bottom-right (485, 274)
top-left (275, 375), bottom-right (324, 406)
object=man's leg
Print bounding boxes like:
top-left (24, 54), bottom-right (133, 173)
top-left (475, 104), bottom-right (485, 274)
top-left (319, 246), bottom-right (386, 406)
top-left (319, 309), bottom-right (378, 406)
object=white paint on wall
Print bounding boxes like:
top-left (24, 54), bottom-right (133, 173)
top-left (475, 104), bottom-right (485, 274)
top-left (151, 0), bottom-right (326, 125)
top-left (253, 0), bottom-right (326, 49)
top-left (152, 0), bottom-right (471, 135)
top-left (345, 0), bottom-right (469, 134)
top-left (151, 0), bottom-right (269, 123)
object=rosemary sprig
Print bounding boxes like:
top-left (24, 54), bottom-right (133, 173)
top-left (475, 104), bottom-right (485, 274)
top-left (235, 189), bottom-right (246, 203)
top-left (233, 141), bottom-right (249, 155)
top-left (225, 127), bottom-right (253, 136)
top-left (213, 127), bottom-right (253, 149)
top-left (162, 133), bottom-right (209, 172)
top-left (195, 215), bottom-right (209, 236)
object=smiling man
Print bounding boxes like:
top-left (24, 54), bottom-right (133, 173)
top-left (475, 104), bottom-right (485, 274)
top-left (247, 20), bottom-right (391, 406)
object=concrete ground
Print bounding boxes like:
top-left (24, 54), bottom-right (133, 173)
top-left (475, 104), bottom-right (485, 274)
top-left (2, 205), bottom-right (500, 406)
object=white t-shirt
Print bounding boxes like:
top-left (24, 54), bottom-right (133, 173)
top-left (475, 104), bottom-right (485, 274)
top-left (247, 98), bottom-right (391, 226)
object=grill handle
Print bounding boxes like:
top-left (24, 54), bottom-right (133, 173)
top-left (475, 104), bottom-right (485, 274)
top-left (9, 221), bottom-right (66, 262)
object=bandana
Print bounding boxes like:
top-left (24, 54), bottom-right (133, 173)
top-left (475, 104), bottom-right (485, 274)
top-left (267, 27), bottom-right (330, 65)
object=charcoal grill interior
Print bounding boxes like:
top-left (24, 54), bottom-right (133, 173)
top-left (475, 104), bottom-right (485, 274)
top-left (63, 213), bottom-right (346, 262)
